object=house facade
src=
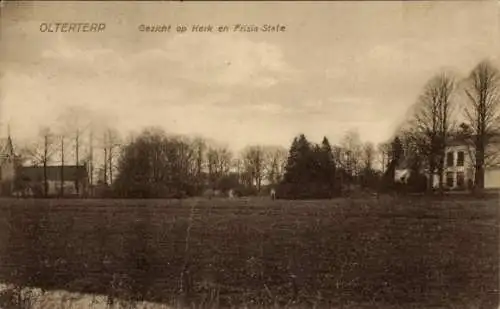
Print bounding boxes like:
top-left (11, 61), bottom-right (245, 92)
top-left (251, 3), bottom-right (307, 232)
top-left (432, 137), bottom-right (500, 190)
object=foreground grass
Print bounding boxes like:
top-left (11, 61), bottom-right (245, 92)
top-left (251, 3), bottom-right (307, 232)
top-left (0, 195), bottom-right (497, 308)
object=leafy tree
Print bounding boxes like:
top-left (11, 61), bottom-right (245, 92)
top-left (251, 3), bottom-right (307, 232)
top-left (318, 137), bottom-right (336, 195)
top-left (283, 137), bottom-right (299, 184)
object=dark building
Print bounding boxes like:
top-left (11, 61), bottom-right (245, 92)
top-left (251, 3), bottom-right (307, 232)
top-left (17, 165), bottom-right (89, 197)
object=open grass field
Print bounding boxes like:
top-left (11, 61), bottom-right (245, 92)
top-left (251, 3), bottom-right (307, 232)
top-left (0, 195), bottom-right (498, 308)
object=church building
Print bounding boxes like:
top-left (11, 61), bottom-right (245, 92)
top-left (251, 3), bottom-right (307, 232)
top-left (0, 133), bottom-right (16, 196)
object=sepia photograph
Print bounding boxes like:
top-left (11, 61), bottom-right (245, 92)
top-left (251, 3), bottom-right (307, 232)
top-left (0, 1), bottom-right (499, 308)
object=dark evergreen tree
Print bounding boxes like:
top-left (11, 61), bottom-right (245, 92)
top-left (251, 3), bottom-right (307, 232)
top-left (296, 134), bottom-right (312, 183)
top-left (310, 144), bottom-right (322, 183)
top-left (319, 137), bottom-right (336, 196)
top-left (280, 134), bottom-right (312, 198)
top-left (283, 134), bottom-right (311, 184)
top-left (283, 137), bottom-right (299, 184)
top-left (279, 134), bottom-right (338, 199)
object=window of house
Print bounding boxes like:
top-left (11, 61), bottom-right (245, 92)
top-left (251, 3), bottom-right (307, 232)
top-left (446, 152), bottom-right (454, 167)
top-left (457, 151), bottom-right (464, 167)
top-left (446, 172), bottom-right (454, 187)
top-left (456, 172), bottom-right (465, 189)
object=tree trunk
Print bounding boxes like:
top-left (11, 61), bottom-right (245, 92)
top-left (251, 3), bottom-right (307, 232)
top-left (475, 144), bottom-right (485, 190)
top-left (426, 156), bottom-right (433, 192)
top-left (75, 130), bottom-right (79, 196)
top-left (256, 172), bottom-right (262, 192)
top-left (43, 135), bottom-right (48, 197)
top-left (89, 131), bottom-right (94, 196)
top-left (437, 157), bottom-right (444, 194)
top-left (197, 151), bottom-right (202, 188)
top-left (43, 160), bottom-right (48, 197)
top-left (104, 148), bottom-right (108, 185)
top-left (60, 137), bottom-right (64, 197)
top-left (108, 146), bottom-right (113, 184)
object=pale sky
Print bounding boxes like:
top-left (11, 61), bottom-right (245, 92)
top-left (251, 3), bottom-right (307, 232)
top-left (1, 1), bottom-right (499, 151)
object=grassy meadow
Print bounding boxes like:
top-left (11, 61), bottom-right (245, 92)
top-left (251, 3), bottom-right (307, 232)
top-left (0, 195), bottom-right (497, 309)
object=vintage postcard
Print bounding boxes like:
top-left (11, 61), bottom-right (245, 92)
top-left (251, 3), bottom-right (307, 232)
top-left (0, 1), bottom-right (499, 308)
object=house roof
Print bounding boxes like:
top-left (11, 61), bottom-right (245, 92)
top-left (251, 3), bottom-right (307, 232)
top-left (447, 132), bottom-right (500, 147)
top-left (19, 165), bottom-right (88, 182)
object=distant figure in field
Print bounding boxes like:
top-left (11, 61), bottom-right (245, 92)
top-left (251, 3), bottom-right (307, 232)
top-left (228, 189), bottom-right (235, 199)
top-left (270, 188), bottom-right (276, 200)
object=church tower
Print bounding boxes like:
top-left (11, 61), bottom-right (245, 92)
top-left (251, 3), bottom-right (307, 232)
top-left (0, 124), bottom-right (16, 196)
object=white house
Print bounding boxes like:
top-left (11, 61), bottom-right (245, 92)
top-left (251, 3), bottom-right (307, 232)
top-left (432, 135), bottom-right (500, 189)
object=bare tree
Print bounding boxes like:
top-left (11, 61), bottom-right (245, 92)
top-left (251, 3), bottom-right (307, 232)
top-left (59, 134), bottom-right (65, 196)
top-left (53, 115), bottom-right (70, 197)
top-left (88, 130), bottom-right (94, 192)
top-left (463, 60), bottom-right (500, 190)
top-left (377, 142), bottom-right (392, 173)
top-left (190, 137), bottom-right (206, 187)
top-left (23, 127), bottom-right (55, 197)
top-left (174, 135), bottom-right (197, 190)
top-left (114, 128), bottom-right (203, 198)
top-left (399, 128), bottom-right (428, 173)
top-left (103, 143), bottom-right (108, 185)
top-left (410, 72), bottom-right (455, 190)
top-left (75, 127), bottom-right (82, 194)
top-left (56, 106), bottom-right (94, 196)
top-left (340, 129), bottom-right (363, 178)
top-left (241, 145), bottom-right (266, 191)
top-left (264, 146), bottom-right (288, 185)
top-left (42, 128), bottom-right (54, 197)
top-left (332, 145), bottom-right (346, 171)
top-left (232, 157), bottom-right (246, 185)
top-left (100, 127), bottom-right (121, 185)
top-left (206, 146), bottom-right (232, 190)
top-left (362, 142), bottom-right (375, 171)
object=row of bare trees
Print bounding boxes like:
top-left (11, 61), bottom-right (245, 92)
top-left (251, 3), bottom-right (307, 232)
top-left (16, 106), bottom-right (122, 197)
top-left (332, 129), bottom-right (384, 187)
top-left (393, 59), bottom-right (500, 192)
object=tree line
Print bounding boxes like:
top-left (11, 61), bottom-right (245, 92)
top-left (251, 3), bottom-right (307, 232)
top-left (14, 115), bottom-right (382, 198)
top-left (110, 128), bottom-right (379, 199)
top-left (14, 59), bottom-right (499, 198)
